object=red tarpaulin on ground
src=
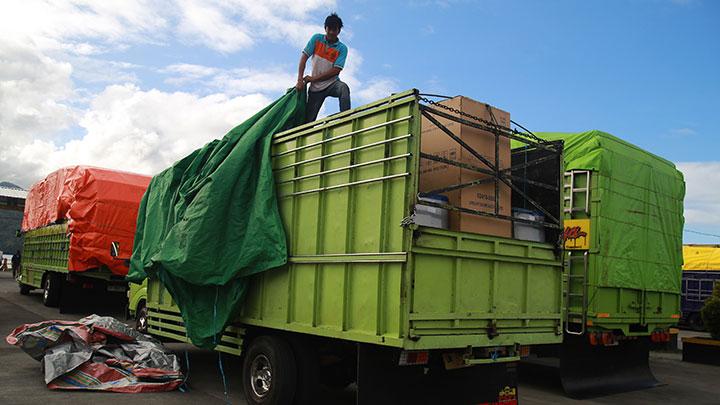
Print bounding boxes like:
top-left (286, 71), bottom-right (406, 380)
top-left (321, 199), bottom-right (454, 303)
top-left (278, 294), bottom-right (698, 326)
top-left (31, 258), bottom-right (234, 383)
top-left (6, 315), bottom-right (183, 392)
top-left (21, 166), bottom-right (151, 276)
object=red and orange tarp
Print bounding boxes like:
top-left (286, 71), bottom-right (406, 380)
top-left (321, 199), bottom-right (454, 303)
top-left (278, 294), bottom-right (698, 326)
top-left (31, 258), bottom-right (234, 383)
top-left (22, 166), bottom-right (151, 276)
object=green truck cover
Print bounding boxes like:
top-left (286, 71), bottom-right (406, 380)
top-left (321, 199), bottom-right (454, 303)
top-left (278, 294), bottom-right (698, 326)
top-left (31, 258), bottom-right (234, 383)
top-left (128, 89), bottom-right (305, 349)
top-left (521, 130), bottom-right (685, 293)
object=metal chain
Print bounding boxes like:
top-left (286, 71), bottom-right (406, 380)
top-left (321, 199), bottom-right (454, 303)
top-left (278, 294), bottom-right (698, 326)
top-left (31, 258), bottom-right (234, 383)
top-left (418, 95), bottom-right (546, 144)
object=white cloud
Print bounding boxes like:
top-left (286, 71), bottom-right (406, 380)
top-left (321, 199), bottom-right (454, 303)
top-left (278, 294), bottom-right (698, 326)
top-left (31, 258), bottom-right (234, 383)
top-left (162, 63), bottom-right (296, 94)
top-left (0, 0), bottom-right (394, 189)
top-left (212, 69), bottom-right (297, 95)
top-left (0, 39), bottom-right (77, 142)
top-left (175, 0), bottom-right (335, 52)
top-left (677, 162), bottom-right (720, 226)
top-left (70, 58), bottom-right (142, 84)
top-left (162, 63), bottom-right (219, 78)
top-left (355, 78), bottom-right (400, 104)
top-left (669, 127), bottom-right (696, 137)
top-left (161, 63), bottom-right (220, 86)
top-left (176, 0), bottom-right (254, 53)
top-left (15, 84), bottom-right (270, 184)
top-left (0, 1), bottom-right (170, 53)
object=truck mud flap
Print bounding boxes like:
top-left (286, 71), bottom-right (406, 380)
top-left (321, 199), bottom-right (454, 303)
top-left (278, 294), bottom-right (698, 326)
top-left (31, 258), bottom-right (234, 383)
top-left (356, 343), bottom-right (518, 405)
top-left (558, 334), bottom-right (661, 399)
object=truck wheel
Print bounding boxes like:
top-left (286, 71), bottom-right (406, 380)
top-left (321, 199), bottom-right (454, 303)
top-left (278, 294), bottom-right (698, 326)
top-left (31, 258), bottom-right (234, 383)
top-left (242, 335), bottom-right (297, 405)
top-left (19, 283), bottom-right (31, 295)
top-left (135, 302), bottom-right (149, 333)
top-left (42, 273), bottom-right (62, 307)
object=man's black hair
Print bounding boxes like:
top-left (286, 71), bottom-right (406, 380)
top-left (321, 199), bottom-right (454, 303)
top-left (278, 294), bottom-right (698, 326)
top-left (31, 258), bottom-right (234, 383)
top-left (324, 13), bottom-right (343, 30)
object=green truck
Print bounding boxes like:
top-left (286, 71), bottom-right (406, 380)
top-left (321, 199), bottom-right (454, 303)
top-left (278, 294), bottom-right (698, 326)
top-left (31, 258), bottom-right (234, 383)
top-left (17, 166), bottom-right (150, 309)
top-left (129, 90), bottom-right (566, 404)
top-left (19, 223), bottom-right (128, 307)
top-left (523, 131), bottom-right (685, 398)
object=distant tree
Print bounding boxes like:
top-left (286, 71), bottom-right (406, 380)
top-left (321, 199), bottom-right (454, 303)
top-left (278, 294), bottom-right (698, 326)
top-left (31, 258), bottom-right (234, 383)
top-left (701, 283), bottom-right (720, 340)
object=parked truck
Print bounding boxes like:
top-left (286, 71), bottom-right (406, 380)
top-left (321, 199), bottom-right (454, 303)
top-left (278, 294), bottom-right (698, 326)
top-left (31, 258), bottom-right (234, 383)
top-left (521, 131), bottom-right (685, 398)
top-left (681, 244), bottom-right (720, 330)
top-left (129, 89), bottom-right (566, 404)
top-left (17, 166), bottom-right (150, 308)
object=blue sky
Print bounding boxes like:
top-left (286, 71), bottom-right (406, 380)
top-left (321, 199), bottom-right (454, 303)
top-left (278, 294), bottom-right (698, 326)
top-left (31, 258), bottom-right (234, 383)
top-left (0, 0), bottom-right (718, 242)
top-left (349, 1), bottom-right (718, 160)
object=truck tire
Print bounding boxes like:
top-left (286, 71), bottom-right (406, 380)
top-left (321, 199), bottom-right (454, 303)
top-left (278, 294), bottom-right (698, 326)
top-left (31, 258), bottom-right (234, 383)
top-left (242, 335), bottom-right (297, 405)
top-left (135, 301), bottom-right (149, 333)
top-left (19, 283), bottom-right (31, 295)
top-left (42, 273), bottom-right (62, 307)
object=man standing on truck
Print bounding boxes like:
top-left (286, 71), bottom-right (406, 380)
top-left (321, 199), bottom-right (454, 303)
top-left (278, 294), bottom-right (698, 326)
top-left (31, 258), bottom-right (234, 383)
top-left (294, 13), bottom-right (350, 123)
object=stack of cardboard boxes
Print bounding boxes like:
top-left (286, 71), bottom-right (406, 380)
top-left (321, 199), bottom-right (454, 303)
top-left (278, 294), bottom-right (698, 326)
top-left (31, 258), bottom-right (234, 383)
top-left (419, 96), bottom-right (512, 238)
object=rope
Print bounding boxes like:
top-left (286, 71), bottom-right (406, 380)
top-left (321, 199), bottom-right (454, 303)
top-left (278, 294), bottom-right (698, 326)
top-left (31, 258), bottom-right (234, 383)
top-left (218, 352), bottom-right (229, 403)
top-left (214, 286), bottom-right (231, 404)
top-left (179, 349), bottom-right (191, 392)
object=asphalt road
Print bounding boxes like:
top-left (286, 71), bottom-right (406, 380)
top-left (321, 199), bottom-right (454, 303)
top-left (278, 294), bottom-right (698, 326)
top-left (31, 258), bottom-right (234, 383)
top-left (2, 270), bottom-right (720, 404)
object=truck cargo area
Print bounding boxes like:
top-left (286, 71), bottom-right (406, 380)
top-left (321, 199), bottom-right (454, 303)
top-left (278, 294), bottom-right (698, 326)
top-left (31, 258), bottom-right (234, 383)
top-left (139, 90), bottom-right (566, 404)
top-left (521, 131), bottom-right (685, 398)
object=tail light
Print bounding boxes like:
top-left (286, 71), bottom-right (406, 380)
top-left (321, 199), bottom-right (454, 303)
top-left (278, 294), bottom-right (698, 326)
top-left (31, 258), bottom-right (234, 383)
top-left (399, 350), bottom-right (429, 366)
top-left (651, 330), bottom-right (670, 343)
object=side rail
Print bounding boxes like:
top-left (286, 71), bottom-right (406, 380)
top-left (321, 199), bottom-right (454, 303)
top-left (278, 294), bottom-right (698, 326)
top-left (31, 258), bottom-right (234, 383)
top-left (146, 279), bottom-right (246, 356)
top-left (19, 223), bottom-right (69, 288)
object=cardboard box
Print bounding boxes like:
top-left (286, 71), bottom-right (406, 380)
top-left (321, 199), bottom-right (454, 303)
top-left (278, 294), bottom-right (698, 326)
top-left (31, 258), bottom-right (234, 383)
top-left (419, 96), bottom-right (512, 237)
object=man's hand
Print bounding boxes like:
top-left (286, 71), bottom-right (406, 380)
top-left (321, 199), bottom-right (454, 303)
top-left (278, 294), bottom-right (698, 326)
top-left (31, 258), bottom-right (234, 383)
top-left (303, 75), bottom-right (313, 83)
top-left (295, 79), bottom-right (305, 91)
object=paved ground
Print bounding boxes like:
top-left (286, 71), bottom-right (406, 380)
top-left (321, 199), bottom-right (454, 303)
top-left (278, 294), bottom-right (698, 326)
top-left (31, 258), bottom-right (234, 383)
top-left (1, 270), bottom-right (719, 404)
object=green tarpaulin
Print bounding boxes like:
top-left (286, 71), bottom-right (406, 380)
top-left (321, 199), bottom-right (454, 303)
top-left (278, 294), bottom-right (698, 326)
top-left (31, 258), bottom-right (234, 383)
top-left (127, 89), bottom-right (305, 348)
top-left (519, 130), bottom-right (685, 292)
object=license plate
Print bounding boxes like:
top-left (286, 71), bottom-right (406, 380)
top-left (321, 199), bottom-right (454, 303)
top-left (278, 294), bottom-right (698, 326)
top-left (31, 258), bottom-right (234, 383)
top-left (107, 285), bottom-right (125, 292)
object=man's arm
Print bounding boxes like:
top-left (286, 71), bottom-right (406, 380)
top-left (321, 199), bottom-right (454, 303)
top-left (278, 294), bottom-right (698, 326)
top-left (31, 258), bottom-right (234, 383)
top-left (295, 53), bottom-right (310, 91)
top-left (304, 67), bottom-right (342, 84)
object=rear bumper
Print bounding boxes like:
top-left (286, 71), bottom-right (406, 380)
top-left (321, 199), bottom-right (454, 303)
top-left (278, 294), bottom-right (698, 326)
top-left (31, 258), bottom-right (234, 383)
top-left (403, 331), bottom-right (562, 350)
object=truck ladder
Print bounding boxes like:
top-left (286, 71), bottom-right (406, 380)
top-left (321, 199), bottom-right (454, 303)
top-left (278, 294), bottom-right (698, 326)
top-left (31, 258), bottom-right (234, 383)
top-left (563, 170), bottom-right (591, 216)
top-left (563, 170), bottom-right (591, 335)
top-left (565, 250), bottom-right (589, 335)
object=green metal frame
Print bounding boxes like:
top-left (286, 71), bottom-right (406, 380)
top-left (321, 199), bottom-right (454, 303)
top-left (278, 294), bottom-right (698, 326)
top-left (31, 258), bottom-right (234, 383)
top-left (144, 89), bottom-right (565, 356)
top-left (19, 224), bottom-right (70, 288)
top-left (19, 222), bottom-right (118, 289)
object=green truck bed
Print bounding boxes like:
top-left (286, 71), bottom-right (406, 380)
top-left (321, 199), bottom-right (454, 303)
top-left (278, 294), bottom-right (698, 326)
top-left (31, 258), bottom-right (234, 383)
top-left (145, 90), bottom-right (564, 355)
top-left (550, 131), bottom-right (685, 336)
top-left (19, 223), bottom-right (119, 287)
top-left (19, 222), bottom-right (127, 307)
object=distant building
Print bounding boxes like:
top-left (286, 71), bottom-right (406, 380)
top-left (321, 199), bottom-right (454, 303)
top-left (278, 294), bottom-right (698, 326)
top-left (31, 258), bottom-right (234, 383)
top-left (0, 182), bottom-right (27, 255)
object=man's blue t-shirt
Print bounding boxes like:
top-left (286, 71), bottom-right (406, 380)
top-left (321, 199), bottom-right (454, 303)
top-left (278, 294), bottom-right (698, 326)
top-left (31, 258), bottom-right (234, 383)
top-left (302, 33), bottom-right (348, 92)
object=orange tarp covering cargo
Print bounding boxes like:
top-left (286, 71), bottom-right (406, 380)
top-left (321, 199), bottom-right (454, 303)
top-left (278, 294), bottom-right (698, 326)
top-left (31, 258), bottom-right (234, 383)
top-left (21, 166), bottom-right (151, 276)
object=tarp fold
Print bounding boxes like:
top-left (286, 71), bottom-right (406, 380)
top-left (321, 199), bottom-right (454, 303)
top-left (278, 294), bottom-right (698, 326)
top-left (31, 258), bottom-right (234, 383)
top-left (128, 89), bottom-right (305, 348)
top-left (6, 315), bottom-right (182, 392)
